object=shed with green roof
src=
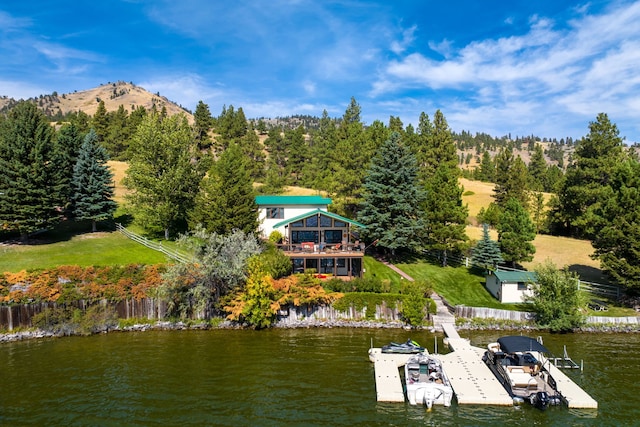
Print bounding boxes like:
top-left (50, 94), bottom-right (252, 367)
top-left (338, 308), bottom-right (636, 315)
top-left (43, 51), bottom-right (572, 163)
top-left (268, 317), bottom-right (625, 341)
top-left (485, 270), bottom-right (538, 303)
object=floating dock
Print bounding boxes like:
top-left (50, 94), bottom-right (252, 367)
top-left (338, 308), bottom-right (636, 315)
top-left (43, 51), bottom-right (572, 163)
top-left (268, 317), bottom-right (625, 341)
top-left (536, 352), bottom-right (598, 409)
top-left (370, 322), bottom-right (598, 409)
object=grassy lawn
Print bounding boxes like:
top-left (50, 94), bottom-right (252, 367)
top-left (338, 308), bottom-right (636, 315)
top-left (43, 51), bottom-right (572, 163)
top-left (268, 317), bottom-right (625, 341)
top-left (0, 231), bottom-right (168, 273)
top-left (395, 259), bottom-right (524, 310)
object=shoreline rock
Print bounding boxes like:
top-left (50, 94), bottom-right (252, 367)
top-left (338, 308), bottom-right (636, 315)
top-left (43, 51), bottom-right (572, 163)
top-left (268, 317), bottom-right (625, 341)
top-left (2, 318), bottom-right (638, 344)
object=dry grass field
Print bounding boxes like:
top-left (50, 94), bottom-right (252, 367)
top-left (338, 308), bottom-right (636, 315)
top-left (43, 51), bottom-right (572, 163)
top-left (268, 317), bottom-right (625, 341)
top-left (461, 178), bottom-right (602, 280)
top-left (109, 160), bottom-right (130, 204)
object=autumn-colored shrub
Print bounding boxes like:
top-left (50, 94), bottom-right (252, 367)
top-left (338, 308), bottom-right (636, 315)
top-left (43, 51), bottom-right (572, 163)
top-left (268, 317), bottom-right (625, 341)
top-left (0, 264), bottom-right (167, 304)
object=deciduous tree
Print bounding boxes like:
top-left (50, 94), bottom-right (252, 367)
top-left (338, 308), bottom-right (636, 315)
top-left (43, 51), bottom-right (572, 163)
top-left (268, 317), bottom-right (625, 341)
top-left (125, 113), bottom-right (203, 239)
top-left (526, 261), bottom-right (585, 332)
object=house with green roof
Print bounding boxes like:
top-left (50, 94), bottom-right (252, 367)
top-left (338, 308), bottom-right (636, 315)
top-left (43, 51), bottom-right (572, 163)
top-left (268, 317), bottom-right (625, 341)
top-left (255, 195), bottom-right (366, 278)
top-left (485, 269), bottom-right (538, 303)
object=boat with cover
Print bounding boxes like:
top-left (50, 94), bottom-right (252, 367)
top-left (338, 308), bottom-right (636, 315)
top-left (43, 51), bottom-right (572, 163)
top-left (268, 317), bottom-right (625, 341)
top-left (484, 336), bottom-right (566, 409)
top-left (404, 353), bottom-right (454, 410)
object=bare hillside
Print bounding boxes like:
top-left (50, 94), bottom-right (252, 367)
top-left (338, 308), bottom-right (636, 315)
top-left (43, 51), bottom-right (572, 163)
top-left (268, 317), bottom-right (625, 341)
top-left (0, 81), bottom-right (193, 121)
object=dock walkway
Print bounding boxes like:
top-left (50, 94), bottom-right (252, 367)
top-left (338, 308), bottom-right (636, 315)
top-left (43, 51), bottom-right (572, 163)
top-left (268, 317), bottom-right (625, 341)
top-left (537, 353), bottom-right (598, 409)
top-left (369, 349), bottom-right (411, 402)
top-left (440, 337), bottom-right (514, 406)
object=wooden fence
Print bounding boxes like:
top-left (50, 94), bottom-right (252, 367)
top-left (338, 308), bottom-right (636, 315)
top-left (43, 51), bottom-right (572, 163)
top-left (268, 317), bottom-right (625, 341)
top-left (115, 223), bottom-right (191, 263)
top-left (0, 300), bottom-right (404, 331)
top-left (455, 305), bottom-right (639, 325)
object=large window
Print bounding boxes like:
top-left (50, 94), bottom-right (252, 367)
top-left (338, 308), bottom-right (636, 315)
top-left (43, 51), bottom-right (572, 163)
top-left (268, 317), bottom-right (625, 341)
top-left (305, 215), bottom-right (318, 227)
top-left (320, 215), bottom-right (332, 227)
top-left (324, 230), bottom-right (342, 243)
top-left (266, 207), bottom-right (284, 219)
top-left (292, 230), bottom-right (319, 243)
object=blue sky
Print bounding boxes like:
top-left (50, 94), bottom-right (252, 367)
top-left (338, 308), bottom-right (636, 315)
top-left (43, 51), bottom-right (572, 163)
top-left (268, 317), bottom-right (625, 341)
top-left (1, 0), bottom-right (640, 142)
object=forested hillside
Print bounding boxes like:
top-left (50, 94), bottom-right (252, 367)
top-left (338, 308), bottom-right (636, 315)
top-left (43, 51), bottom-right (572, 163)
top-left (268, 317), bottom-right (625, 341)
top-left (1, 86), bottom-right (640, 294)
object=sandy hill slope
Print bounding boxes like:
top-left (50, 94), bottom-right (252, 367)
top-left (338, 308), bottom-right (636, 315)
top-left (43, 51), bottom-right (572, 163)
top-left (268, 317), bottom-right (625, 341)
top-left (0, 81), bottom-right (193, 121)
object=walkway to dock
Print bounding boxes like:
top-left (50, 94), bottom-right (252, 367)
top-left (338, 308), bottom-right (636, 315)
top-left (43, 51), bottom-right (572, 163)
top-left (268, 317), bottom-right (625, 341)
top-left (439, 325), bottom-right (514, 406)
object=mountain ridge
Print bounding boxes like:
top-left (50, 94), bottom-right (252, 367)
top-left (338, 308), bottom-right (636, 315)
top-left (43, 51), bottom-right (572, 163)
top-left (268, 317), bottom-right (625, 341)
top-left (0, 81), bottom-right (192, 120)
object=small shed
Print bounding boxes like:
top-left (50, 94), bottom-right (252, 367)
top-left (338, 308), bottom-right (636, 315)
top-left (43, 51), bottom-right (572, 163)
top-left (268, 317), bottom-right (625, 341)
top-left (485, 270), bottom-right (538, 303)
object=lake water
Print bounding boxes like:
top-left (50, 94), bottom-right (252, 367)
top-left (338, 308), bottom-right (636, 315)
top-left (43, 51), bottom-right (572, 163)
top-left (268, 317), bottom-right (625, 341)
top-left (1, 328), bottom-right (638, 426)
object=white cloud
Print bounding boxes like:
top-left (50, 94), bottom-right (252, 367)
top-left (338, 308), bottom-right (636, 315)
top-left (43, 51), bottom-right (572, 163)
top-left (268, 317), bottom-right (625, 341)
top-left (370, 1), bottom-right (640, 140)
top-left (0, 79), bottom-right (49, 99)
top-left (390, 25), bottom-right (417, 54)
top-left (138, 74), bottom-right (229, 111)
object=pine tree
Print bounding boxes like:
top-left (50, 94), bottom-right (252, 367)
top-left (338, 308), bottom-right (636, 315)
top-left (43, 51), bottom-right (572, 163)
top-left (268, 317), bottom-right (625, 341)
top-left (357, 132), bottom-right (426, 255)
top-left (71, 129), bottom-right (117, 232)
top-left (553, 113), bottom-right (626, 238)
top-left (332, 97), bottom-right (373, 210)
top-left (56, 123), bottom-right (85, 212)
top-left (0, 102), bottom-right (65, 239)
top-left (423, 163), bottom-right (469, 265)
top-left (91, 100), bottom-right (109, 143)
top-left (497, 198), bottom-right (536, 267)
top-left (190, 143), bottom-right (259, 235)
top-left (591, 158), bottom-right (640, 291)
top-left (527, 144), bottom-right (547, 191)
top-left (193, 100), bottom-right (213, 149)
top-left (470, 223), bottom-right (503, 272)
top-left (476, 151), bottom-right (496, 182)
top-left (303, 110), bottom-right (338, 192)
top-left (104, 105), bottom-right (129, 159)
top-left (493, 148), bottom-right (530, 209)
top-left (125, 113), bottom-right (204, 239)
top-left (421, 111), bottom-right (468, 265)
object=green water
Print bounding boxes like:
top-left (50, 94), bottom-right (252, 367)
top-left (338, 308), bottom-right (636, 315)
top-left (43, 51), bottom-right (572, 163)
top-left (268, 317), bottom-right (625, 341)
top-left (1, 329), bottom-right (638, 426)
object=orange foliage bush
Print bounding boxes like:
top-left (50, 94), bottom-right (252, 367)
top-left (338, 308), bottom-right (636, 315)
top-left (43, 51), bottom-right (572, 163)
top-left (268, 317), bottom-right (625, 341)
top-left (0, 264), bottom-right (167, 304)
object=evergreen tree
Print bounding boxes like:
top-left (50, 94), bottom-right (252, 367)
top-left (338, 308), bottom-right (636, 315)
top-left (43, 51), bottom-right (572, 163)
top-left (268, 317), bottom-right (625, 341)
top-left (103, 104), bottom-right (130, 159)
top-left (303, 110), bottom-right (338, 191)
top-left (91, 100), bottom-right (109, 143)
top-left (71, 129), bottom-right (117, 231)
top-left (283, 125), bottom-right (308, 185)
top-left (527, 144), bottom-right (547, 191)
top-left (591, 158), bottom-right (640, 291)
top-left (125, 113), bottom-right (204, 239)
top-left (214, 105), bottom-right (248, 153)
top-left (0, 102), bottom-right (65, 239)
top-left (552, 113), bottom-right (626, 238)
top-left (56, 123), bottom-right (85, 212)
top-left (476, 151), bottom-right (496, 182)
top-left (470, 223), bottom-right (503, 272)
top-left (357, 132), bottom-right (426, 255)
top-left (493, 148), bottom-right (530, 209)
top-left (424, 163), bottom-right (469, 266)
top-left (497, 198), bottom-right (536, 267)
top-left (190, 143), bottom-right (259, 235)
top-left (331, 97), bottom-right (373, 212)
top-left (193, 100), bottom-right (213, 149)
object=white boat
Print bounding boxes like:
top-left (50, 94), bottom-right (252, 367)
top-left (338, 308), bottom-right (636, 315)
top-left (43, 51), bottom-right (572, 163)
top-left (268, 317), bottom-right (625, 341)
top-left (484, 336), bottom-right (565, 409)
top-left (404, 353), bottom-right (454, 409)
